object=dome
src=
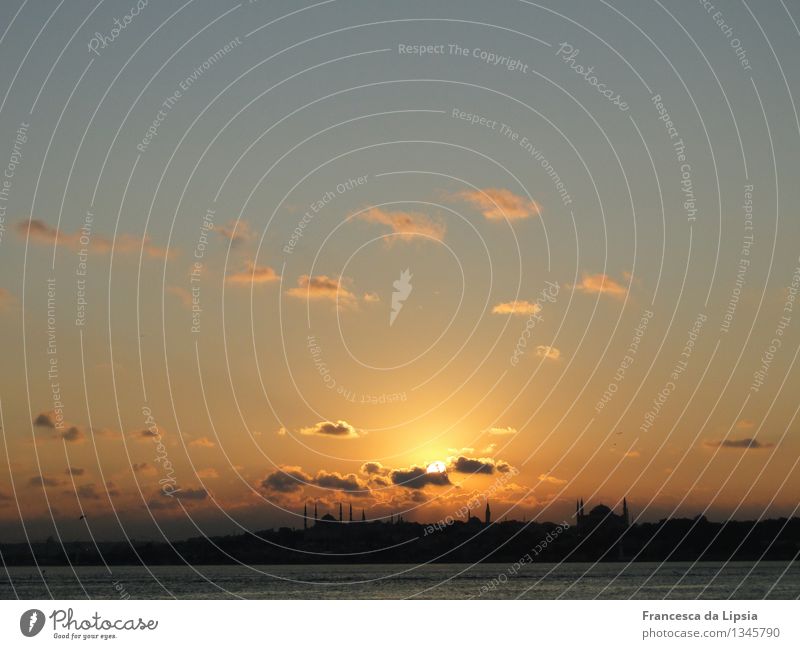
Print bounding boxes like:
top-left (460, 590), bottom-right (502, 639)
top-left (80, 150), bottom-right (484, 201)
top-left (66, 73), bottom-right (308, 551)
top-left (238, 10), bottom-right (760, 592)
top-left (589, 504), bottom-right (612, 516)
top-left (320, 513), bottom-right (338, 522)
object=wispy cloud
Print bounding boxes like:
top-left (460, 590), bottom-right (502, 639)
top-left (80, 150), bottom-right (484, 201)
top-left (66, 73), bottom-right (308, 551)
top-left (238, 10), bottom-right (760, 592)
top-left (704, 438), bottom-right (774, 450)
top-left (491, 300), bottom-right (541, 315)
top-left (226, 261), bottom-right (280, 285)
top-left (483, 426), bottom-right (517, 436)
top-left (353, 207), bottom-right (445, 242)
top-left (285, 274), bottom-right (356, 306)
top-left (453, 188), bottom-right (540, 220)
top-left (16, 219), bottom-right (173, 258)
top-left (538, 473), bottom-right (567, 485)
top-left (536, 345), bottom-right (561, 360)
top-left (215, 219), bottom-right (255, 246)
top-left (571, 273), bottom-right (628, 299)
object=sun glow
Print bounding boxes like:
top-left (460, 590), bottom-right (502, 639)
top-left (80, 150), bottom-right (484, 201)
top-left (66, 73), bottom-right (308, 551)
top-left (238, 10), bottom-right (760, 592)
top-left (426, 461), bottom-right (447, 474)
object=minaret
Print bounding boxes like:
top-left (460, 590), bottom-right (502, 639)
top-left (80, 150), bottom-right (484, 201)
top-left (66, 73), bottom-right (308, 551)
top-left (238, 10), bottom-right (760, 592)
top-left (349, 503), bottom-right (353, 522)
top-left (361, 508), bottom-right (366, 522)
top-left (303, 503), bottom-right (308, 530)
top-left (314, 501), bottom-right (318, 523)
top-left (339, 502), bottom-right (343, 522)
top-left (485, 501), bottom-right (491, 525)
top-left (623, 497), bottom-right (630, 526)
top-left (580, 498), bottom-right (584, 517)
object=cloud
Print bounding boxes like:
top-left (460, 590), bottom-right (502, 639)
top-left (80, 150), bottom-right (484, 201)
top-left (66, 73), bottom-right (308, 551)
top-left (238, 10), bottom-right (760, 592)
top-left (261, 465), bottom-right (370, 494)
top-left (390, 465), bottom-right (451, 489)
top-left (76, 483), bottom-right (102, 500)
top-left (175, 487), bottom-right (208, 501)
top-left (491, 300), bottom-right (540, 315)
top-left (132, 462), bottom-right (155, 475)
top-left (454, 188), bottom-right (540, 220)
top-left (33, 411), bottom-right (57, 428)
top-left (133, 429), bottom-right (159, 440)
top-left (215, 220), bottom-right (255, 246)
top-left (285, 274), bottom-right (356, 305)
top-left (483, 426), bottom-right (517, 436)
top-left (538, 473), bottom-right (567, 485)
top-left (736, 419), bottom-right (755, 430)
top-left (353, 207), bottom-right (446, 242)
top-left (261, 466), bottom-right (312, 493)
top-left (704, 438), bottom-right (774, 450)
top-left (226, 261), bottom-right (280, 285)
top-left (360, 461), bottom-right (389, 476)
top-left (536, 345), bottom-right (561, 360)
top-left (166, 285), bottom-right (193, 308)
top-left (0, 287), bottom-right (15, 311)
top-left (314, 470), bottom-right (367, 493)
top-left (571, 273), bottom-right (628, 299)
top-left (299, 420), bottom-right (361, 439)
top-left (362, 291), bottom-right (380, 303)
top-left (60, 426), bottom-right (85, 443)
top-left (65, 467), bottom-right (85, 476)
top-left (624, 450), bottom-right (641, 459)
top-left (29, 475), bottom-right (60, 488)
top-left (16, 219), bottom-right (172, 258)
top-left (196, 468), bottom-right (219, 479)
top-left (189, 436), bottom-right (216, 448)
top-left (449, 455), bottom-right (511, 475)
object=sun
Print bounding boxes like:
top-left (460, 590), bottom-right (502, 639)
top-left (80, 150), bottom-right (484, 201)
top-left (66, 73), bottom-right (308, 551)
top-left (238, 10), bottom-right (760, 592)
top-left (426, 460), bottom-right (447, 474)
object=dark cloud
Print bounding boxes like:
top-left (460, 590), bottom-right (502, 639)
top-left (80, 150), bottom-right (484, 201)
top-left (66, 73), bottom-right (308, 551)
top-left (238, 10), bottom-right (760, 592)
top-left (174, 487), bottom-right (207, 501)
top-left (390, 466), bottom-right (451, 489)
top-left (76, 483), bottom-right (102, 500)
top-left (360, 461), bottom-right (389, 476)
top-left (29, 475), bottom-right (60, 488)
top-left (300, 420), bottom-right (361, 439)
top-left (33, 411), bottom-right (57, 428)
top-left (60, 426), bottom-right (85, 443)
top-left (132, 462), bottom-right (150, 473)
top-left (704, 438), bottom-right (775, 450)
top-left (65, 467), bottom-right (85, 476)
top-left (449, 455), bottom-right (511, 475)
top-left (314, 471), bottom-right (367, 493)
top-left (261, 466), bottom-right (311, 493)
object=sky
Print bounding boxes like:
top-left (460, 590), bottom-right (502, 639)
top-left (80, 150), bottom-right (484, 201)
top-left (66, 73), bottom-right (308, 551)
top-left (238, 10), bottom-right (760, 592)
top-left (0, 0), bottom-right (799, 541)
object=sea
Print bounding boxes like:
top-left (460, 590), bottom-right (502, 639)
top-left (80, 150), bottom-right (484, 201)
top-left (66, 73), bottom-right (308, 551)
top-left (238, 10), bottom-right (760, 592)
top-left (1, 562), bottom-right (797, 599)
